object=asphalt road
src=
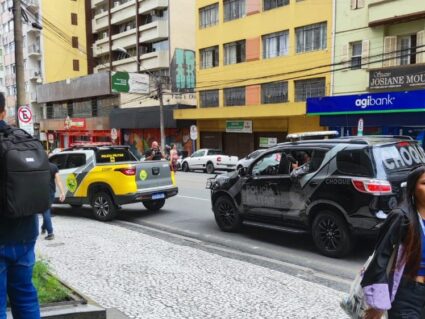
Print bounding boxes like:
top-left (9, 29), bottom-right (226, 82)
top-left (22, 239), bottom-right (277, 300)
top-left (52, 171), bottom-right (376, 291)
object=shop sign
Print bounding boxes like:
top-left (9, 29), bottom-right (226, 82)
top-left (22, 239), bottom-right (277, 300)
top-left (111, 71), bottom-right (149, 94)
top-left (226, 120), bottom-right (252, 133)
top-left (307, 89), bottom-right (425, 115)
top-left (369, 65), bottom-right (425, 90)
top-left (64, 116), bottom-right (86, 130)
top-left (259, 137), bottom-right (277, 147)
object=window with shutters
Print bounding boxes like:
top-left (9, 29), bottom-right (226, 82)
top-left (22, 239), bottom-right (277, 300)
top-left (200, 90), bottom-right (219, 107)
top-left (72, 36), bottom-right (78, 48)
top-left (351, 42), bottom-right (362, 69)
top-left (294, 78), bottom-right (325, 102)
top-left (224, 0), bottom-right (245, 22)
top-left (199, 4), bottom-right (219, 29)
top-left (200, 46), bottom-right (219, 69)
top-left (263, 0), bottom-right (289, 11)
top-left (73, 59), bottom-right (80, 71)
top-left (398, 35), bottom-right (416, 65)
top-left (224, 87), bottom-right (245, 106)
top-left (296, 22), bottom-right (327, 53)
top-left (261, 81), bottom-right (288, 104)
top-left (224, 40), bottom-right (245, 65)
top-left (71, 13), bottom-right (78, 25)
top-left (351, 0), bottom-right (364, 9)
top-left (263, 31), bottom-right (289, 59)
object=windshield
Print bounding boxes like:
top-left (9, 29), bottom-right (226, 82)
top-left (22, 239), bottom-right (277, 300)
top-left (373, 142), bottom-right (425, 174)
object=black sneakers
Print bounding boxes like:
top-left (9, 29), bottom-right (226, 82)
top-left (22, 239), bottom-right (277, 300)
top-left (45, 234), bottom-right (55, 240)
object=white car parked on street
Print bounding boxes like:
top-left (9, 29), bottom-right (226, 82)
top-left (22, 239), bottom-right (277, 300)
top-left (181, 149), bottom-right (238, 174)
top-left (236, 149), bottom-right (267, 171)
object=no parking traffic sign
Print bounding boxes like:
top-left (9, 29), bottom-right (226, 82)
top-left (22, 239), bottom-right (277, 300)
top-left (18, 106), bottom-right (34, 136)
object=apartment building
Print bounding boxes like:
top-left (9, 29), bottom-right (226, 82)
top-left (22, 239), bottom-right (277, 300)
top-left (308, 0), bottom-right (425, 141)
top-left (0, 0), bottom-right (89, 143)
top-left (88, 0), bottom-right (196, 157)
top-left (173, 0), bottom-right (332, 158)
top-left (0, 44), bottom-right (4, 97)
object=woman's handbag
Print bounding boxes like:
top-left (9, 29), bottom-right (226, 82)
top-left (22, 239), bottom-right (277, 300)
top-left (340, 246), bottom-right (397, 319)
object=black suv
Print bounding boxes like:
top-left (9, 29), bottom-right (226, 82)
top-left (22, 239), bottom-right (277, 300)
top-left (207, 136), bottom-right (425, 258)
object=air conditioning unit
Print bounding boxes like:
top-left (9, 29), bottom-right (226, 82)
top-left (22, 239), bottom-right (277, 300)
top-left (114, 1), bottom-right (120, 7)
top-left (102, 32), bottom-right (107, 38)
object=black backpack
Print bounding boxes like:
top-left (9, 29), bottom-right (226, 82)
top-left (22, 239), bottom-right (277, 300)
top-left (0, 126), bottom-right (50, 218)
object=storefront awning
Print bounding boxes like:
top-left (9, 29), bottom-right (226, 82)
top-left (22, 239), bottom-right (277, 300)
top-left (110, 105), bottom-right (195, 129)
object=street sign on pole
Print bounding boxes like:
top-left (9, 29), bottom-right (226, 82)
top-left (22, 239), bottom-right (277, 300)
top-left (190, 125), bottom-right (198, 140)
top-left (357, 118), bottom-right (364, 136)
top-left (17, 105), bottom-right (34, 136)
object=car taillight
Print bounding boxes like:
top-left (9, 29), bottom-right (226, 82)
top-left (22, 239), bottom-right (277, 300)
top-left (115, 167), bottom-right (136, 176)
top-left (217, 156), bottom-right (221, 162)
top-left (352, 178), bottom-right (392, 195)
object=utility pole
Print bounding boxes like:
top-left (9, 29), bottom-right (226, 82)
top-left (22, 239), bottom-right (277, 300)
top-left (13, 0), bottom-right (26, 126)
top-left (157, 77), bottom-right (165, 153)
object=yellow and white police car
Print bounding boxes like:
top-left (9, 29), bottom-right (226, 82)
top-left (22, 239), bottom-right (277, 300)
top-left (49, 145), bottom-right (178, 221)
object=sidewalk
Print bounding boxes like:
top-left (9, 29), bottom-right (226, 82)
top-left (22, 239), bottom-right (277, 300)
top-left (36, 216), bottom-right (349, 319)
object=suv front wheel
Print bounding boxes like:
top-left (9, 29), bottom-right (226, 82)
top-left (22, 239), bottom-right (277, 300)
top-left (312, 211), bottom-right (352, 258)
top-left (213, 196), bottom-right (242, 232)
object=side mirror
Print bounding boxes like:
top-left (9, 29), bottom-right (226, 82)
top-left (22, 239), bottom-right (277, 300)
top-left (238, 166), bottom-right (248, 176)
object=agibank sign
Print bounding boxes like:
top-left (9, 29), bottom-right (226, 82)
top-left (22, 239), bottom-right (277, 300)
top-left (307, 90), bottom-right (425, 115)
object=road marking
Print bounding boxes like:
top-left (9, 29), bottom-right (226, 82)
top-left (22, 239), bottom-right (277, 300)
top-left (177, 195), bottom-right (210, 202)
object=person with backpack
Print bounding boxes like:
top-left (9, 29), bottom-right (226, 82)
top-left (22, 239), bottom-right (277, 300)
top-left (362, 165), bottom-right (425, 319)
top-left (41, 162), bottom-right (66, 240)
top-left (0, 92), bottom-right (44, 318)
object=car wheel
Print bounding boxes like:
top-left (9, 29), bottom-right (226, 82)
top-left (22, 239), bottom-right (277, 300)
top-left (182, 162), bottom-right (189, 172)
top-left (312, 211), bottom-right (352, 258)
top-left (70, 204), bottom-right (82, 209)
top-left (206, 162), bottom-right (215, 174)
top-left (143, 199), bottom-right (165, 211)
top-left (90, 191), bottom-right (117, 221)
top-left (213, 196), bottom-right (242, 232)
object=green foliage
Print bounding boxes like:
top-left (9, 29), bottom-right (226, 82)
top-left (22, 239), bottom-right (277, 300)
top-left (32, 261), bottom-right (70, 304)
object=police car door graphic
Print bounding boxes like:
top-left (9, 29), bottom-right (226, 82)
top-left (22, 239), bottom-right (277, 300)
top-left (57, 152), bottom-right (95, 199)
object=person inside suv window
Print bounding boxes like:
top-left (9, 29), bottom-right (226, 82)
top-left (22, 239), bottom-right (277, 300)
top-left (290, 152), bottom-right (312, 178)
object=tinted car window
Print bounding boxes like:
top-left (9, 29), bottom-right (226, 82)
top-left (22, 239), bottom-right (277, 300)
top-left (252, 152), bottom-right (282, 175)
top-left (373, 142), bottom-right (425, 172)
top-left (208, 149), bottom-right (222, 155)
top-left (66, 154), bottom-right (86, 169)
top-left (96, 149), bottom-right (137, 163)
top-left (337, 149), bottom-right (374, 177)
top-left (49, 154), bottom-right (67, 170)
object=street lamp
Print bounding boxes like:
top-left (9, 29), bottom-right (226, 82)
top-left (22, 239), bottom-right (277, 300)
top-left (114, 47), bottom-right (166, 154)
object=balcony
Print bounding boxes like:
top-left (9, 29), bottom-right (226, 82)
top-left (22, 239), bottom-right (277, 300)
top-left (111, 56), bottom-right (138, 72)
top-left (93, 42), bottom-right (110, 57)
top-left (139, 50), bottom-right (169, 70)
top-left (138, 0), bottom-right (168, 15)
top-left (29, 69), bottom-right (42, 82)
top-left (111, 0), bottom-right (135, 25)
top-left (139, 20), bottom-right (168, 43)
top-left (368, 0), bottom-right (425, 26)
top-left (111, 29), bottom-right (137, 51)
top-left (91, 0), bottom-right (107, 9)
top-left (27, 44), bottom-right (41, 58)
top-left (92, 11), bottom-right (109, 32)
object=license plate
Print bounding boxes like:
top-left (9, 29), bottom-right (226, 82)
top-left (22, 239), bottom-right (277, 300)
top-left (152, 193), bottom-right (165, 200)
